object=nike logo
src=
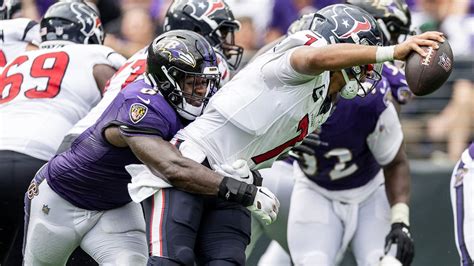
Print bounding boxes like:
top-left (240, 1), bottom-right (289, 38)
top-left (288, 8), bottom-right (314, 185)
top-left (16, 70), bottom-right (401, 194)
top-left (137, 95), bottom-right (150, 105)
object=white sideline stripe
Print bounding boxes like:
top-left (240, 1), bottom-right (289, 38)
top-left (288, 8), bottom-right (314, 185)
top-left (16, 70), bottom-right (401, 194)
top-left (151, 189), bottom-right (165, 256)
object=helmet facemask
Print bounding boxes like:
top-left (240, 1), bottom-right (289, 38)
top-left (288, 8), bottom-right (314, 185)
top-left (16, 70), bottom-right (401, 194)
top-left (212, 22), bottom-right (243, 70)
top-left (158, 65), bottom-right (220, 121)
top-left (329, 34), bottom-right (383, 99)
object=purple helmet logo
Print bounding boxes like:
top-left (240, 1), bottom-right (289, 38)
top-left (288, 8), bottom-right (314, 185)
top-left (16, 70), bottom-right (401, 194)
top-left (156, 39), bottom-right (197, 67)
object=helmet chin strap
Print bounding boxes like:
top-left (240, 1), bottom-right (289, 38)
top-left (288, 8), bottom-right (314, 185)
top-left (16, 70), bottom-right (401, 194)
top-left (340, 69), bottom-right (359, 99)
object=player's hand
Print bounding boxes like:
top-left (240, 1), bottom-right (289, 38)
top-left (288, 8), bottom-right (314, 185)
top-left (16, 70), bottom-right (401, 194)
top-left (394, 31), bottom-right (444, 61)
top-left (384, 222), bottom-right (415, 266)
top-left (247, 186), bottom-right (280, 225)
top-left (213, 159), bottom-right (263, 186)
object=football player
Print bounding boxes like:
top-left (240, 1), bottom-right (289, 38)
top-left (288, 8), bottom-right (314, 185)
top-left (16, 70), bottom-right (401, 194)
top-left (23, 30), bottom-right (238, 265)
top-left (0, 0), bottom-right (41, 67)
top-left (450, 142), bottom-right (474, 265)
top-left (0, 1), bottom-right (124, 264)
top-left (249, 1), bottom-right (415, 265)
top-left (57, 0), bottom-right (238, 153)
top-left (125, 4), bottom-right (442, 265)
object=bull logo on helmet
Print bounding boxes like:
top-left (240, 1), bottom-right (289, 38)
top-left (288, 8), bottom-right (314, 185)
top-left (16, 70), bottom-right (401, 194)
top-left (329, 5), bottom-right (373, 39)
top-left (156, 39), bottom-right (197, 68)
top-left (171, 0), bottom-right (226, 19)
top-left (70, 2), bottom-right (102, 41)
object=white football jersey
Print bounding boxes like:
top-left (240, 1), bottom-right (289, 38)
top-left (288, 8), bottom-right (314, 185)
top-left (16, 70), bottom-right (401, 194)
top-left (175, 30), bottom-right (333, 169)
top-left (0, 44), bottom-right (125, 160)
top-left (67, 47), bottom-right (148, 136)
top-left (67, 47), bottom-right (232, 136)
top-left (0, 18), bottom-right (40, 67)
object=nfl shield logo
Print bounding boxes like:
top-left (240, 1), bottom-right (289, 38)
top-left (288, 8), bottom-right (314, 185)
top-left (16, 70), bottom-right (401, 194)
top-left (438, 52), bottom-right (452, 72)
top-left (129, 103), bottom-right (148, 124)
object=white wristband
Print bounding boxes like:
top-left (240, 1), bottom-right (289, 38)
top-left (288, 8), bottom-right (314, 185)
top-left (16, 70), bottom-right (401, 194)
top-left (376, 46), bottom-right (395, 63)
top-left (391, 202), bottom-right (410, 225)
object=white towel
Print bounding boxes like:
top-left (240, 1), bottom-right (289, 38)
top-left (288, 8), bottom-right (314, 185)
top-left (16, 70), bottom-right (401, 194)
top-left (126, 164), bottom-right (173, 203)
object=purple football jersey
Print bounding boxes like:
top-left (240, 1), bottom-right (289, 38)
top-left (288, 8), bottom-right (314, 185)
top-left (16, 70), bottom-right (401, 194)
top-left (300, 77), bottom-right (391, 190)
top-left (42, 79), bottom-right (182, 210)
top-left (383, 62), bottom-right (413, 105)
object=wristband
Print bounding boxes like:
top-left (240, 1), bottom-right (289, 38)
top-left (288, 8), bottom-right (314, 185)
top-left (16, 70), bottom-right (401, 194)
top-left (376, 46), bottom-right (395, 63)
top-left (391, 202), bottom-right (410, 226)
top-left (218, 176), bottom-right (257, 207)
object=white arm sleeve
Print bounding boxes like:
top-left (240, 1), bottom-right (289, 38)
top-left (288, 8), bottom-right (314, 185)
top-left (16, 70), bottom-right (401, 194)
top-left (367, 103), bottom-right (404, 166)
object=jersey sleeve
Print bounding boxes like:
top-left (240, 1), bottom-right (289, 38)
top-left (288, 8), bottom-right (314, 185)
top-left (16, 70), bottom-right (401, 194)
top-left (382, 62), bottom-right (413, 105)
top-left (114, 96), bottom-right (171, 138)
top-left (88, 45), bottom-right (127, 70)
top-left (262, 30), bottom-right (328, 87)
top-left (22, 20), bottom-right (41, 45)
top-left (366, 103), bottom-right (404, 166)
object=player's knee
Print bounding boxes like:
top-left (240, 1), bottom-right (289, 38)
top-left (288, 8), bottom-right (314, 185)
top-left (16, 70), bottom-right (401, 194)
top-left (24, 222), bottom-right (76, 265)
top-left (148, 255), bottom-right (187, 266)
top-left (293, 251), bottom-right (329, 266)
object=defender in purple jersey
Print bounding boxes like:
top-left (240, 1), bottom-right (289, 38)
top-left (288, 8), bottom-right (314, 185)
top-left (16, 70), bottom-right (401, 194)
top-left (22, 30), bottom-right (274, 265)
top-left (450, 143), bottom-right (474, 266)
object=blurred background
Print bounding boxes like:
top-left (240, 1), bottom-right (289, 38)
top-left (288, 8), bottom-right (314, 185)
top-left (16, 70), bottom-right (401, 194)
top-left (15, 0), bottom-right (473, 165)
top-left (10, 0), bottom-right (474, 264)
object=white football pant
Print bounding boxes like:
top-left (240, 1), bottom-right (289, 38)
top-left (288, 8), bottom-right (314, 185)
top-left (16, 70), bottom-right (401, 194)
top-left (288, 168), bottom-right (392, 266)
top-left (23, 179), bottom-right (148, 266)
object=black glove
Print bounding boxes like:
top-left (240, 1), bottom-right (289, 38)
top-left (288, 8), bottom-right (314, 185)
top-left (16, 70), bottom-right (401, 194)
top-left (385, 222), bottom-right (415, 266)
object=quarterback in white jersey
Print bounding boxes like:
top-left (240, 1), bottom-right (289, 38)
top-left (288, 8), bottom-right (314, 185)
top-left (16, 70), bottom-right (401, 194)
top-left (125, 4), bottom-right (444, 264)
top-left (0, 2), bottom-right (124, 264)
top-left (250, 2), bottom-right (415, 265)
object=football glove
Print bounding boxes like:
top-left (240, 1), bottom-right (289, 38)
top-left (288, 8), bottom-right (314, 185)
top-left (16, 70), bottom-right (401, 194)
top-left (247, 186), bottom-right (280, 225)
top-left (384, 222), bottom-right (415, 266)
top-left (213, 159), bottom-right (263, 186)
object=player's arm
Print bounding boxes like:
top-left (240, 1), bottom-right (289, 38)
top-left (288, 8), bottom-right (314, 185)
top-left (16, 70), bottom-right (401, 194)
top-left (104, 126), bottom-right (279, 224)
top-left (290, 31), bottom-right (445, 76)
top-left (93, 64), bottom-right (117, 94)
top-left (383, 144), bottom-right (410, 210)
top-left (368, 102), bottom-right (414, 264)
top-left (120, 133), bottom-right (223, 195)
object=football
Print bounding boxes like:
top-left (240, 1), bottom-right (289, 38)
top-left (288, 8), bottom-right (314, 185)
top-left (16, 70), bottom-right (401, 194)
top-left (404, 38), bottom-right (454, 96)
